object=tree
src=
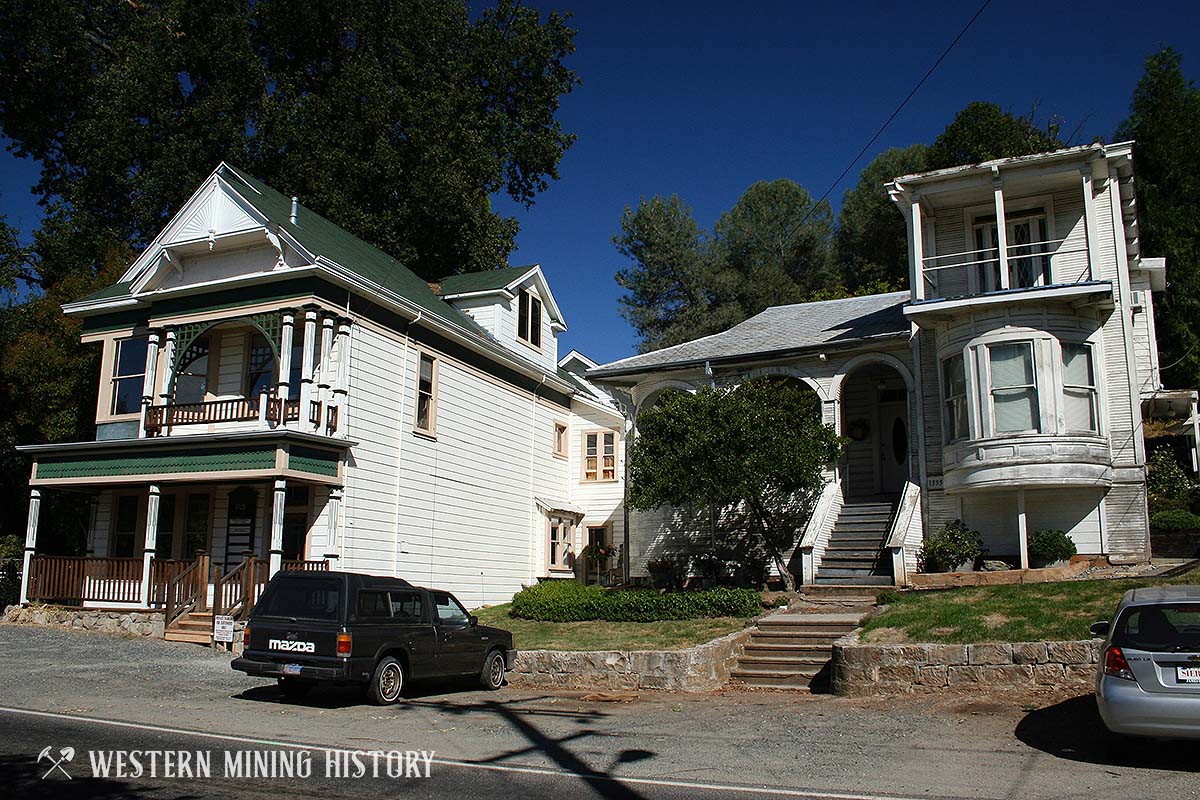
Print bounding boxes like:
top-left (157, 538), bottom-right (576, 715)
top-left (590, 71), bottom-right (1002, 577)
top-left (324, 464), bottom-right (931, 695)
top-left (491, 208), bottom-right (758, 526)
top-left (1116, 48), bottom-right (1200, 390)
top-left (626, 378), bottom-right (842, 591)
top-left (835, 144), bottom-right (928, 291)
top-left (925, 101), bottom-right (1062, 170)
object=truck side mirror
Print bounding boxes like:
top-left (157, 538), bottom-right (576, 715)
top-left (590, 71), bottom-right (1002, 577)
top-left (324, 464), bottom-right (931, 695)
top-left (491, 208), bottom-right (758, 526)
top-left (1089, 620), bottom-right (1109, 637)
top-left (469, 615), bottom-right (478, 627)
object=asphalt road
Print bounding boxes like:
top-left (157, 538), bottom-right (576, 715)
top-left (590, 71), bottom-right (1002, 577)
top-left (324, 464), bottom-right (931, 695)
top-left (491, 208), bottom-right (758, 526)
top-left (0, 625), bottom-right (1197, 799)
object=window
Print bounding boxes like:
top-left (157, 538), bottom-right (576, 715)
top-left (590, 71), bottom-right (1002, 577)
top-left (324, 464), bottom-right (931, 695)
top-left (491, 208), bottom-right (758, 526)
top-left (183, 493), bottom-right (210, 556)
top-left (972, 211), bottom-right (1050, 292)
top-left (434, 592), bottom-right (470, 626)
top-left (356, 590), bottom-right (393, 619)
top-left (110, 335), bottom-right (149, 416)
top-left (414, 353), bottom-right (437, 433)
top-left (553, 422), bottom-right (568, 458)
top-left (111, 495), bottom-right (139, 558)
top-left (547, 516), bottom-right (572, 571)
top-left (988, 342), bottom-right (1040, 433)
top-left (174, 338), bottom-right (209, 404)
top-left (244, 333), bottom-right (275, 397)
top-left (390, 590), bottom-right (424, 623)
top-left (154, 493), bottom-right (177, 559)
top-left (941, 353), bottom-right (969, 442)
top-left (288, 327), bottom-right (305, 393)
top-left (517, 288), bottom-right (542, 348)
top-left (583, 431), bottom-right (617, 481)
top-left (1062, 342), bottom-right (1098, 433)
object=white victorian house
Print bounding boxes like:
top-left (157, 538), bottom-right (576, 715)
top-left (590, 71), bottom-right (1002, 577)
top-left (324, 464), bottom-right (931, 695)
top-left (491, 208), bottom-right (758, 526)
top-left (589, 142), bottom-right (1188, 585)
top-left (16, 164), bottom-right (626, 641)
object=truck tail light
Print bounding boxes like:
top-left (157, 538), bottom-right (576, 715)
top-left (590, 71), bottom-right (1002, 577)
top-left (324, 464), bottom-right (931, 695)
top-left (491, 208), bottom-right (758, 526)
top-left (243, 626), bottom-right (251, 649)
top-left (336, 632), bottom-right (352, 657)
top-left (1104, 646), bottom-right (1136, 682)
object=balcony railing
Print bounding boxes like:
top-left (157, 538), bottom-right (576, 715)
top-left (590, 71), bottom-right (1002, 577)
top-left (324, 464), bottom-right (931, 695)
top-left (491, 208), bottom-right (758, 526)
top-left (144, 396), bottom-right (304, 435)
top-left (920, 237), bottom-right (1091, 302)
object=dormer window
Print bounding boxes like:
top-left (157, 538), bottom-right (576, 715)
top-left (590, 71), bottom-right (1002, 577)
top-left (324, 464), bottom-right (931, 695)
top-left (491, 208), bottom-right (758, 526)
top-left (517, 288), bottom-right (542, 349)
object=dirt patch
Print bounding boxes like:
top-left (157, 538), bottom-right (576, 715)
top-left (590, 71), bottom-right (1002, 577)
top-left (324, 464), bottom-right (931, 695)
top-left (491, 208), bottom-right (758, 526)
top-left (928, 626), bottom-right (959, 636)
top-left (982, 613), bottom-right (1012, 629)
top-left (862, 627), bottom-right (909, 643)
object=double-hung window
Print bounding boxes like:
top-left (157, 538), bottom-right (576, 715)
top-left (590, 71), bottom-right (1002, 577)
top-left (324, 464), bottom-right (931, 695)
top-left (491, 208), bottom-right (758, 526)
top-left (553, 422), bottom-right (568, 458)
top-left (941, 353), bottom-right (969, 442)
top-left (414, 353), bottom-right (437, 434)
top-left (517, 288), bottom-right (542, 348)
top-left (111, 335), bottom-right (149, 416)
top-left (988, 342), bottom-right (1040, 433)
top-left (1062, 342), bottom-right (1098, 433)
top-left (583, 431), bottom-right (617, 481)
top-left (547, 516), bottom-right (572, 571)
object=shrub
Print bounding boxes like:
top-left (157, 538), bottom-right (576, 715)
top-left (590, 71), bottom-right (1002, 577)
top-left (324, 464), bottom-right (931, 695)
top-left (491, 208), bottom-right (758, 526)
top-left (1147, 448), bottom-right (1196, 514)
top-left (1150, 508), bottom-right (1200, 531)
top-left (918, 519), bottom-right (984, 573)
top-left (510, 579), bottom-right (762, 622)
top-left (1027, 529), bottom-right (1077, 565)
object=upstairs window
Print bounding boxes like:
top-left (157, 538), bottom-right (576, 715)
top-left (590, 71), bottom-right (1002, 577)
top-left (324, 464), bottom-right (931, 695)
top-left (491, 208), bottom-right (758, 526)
top-left (972, 211), bottom-right (1050, 292)
top-left (174, 338), bottom-right (209, 405)
top-left (583, 431), bottom-right (617, 482)
top-left (553, 422), bottom-right (568, 458)
top-left (111, 335), bottom-right (149, 416)
top-left (1062, 343), bottom-right (1098, 433)
top-left (517, 288), bottom-right (542, 349)
top-left (988, 342), bottom-right (1040, 434)
top-left (941, 353), bottom-right (969, 443)
top-left (244, 333), bottom-right (275, 397)
top-left (414, 353), bottom-right (437, 434)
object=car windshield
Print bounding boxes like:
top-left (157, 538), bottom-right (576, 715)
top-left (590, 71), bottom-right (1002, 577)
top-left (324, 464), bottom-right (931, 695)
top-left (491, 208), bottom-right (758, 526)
top-left (257, 578), bottom-right (341, 621)
top-left (1112, 603), bottom-right (1200, 652)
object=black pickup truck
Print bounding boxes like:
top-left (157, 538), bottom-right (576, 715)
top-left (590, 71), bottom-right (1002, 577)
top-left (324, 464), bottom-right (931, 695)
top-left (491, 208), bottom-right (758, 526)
top-left (231, 570), bottom-right (515, 704)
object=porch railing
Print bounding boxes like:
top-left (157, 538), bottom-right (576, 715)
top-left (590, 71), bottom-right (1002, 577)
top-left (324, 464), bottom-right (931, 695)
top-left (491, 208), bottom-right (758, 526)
top-left (145, 396), bottom-right (305, 434)
top-left (919, 237), bottom-right (1092, 302)
top-left (164, 554), bottom-right (211, 628)
top-left (26, 555), bottom-right (143, 604)
top-left (148, 558), bottom-right (193, 606)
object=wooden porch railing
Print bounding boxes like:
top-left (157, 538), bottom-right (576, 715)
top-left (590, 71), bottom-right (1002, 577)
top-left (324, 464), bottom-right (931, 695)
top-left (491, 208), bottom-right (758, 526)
top-left (164, 554), bottom-right (211, 628)
top-left (26, 555), bottom-right (143, 604)
top-left (145, 397), bottom-right (258, 433)
top-left (282, 559), bottom-right (330, 572)
top-left (148, 558), bottom-right (193, 607)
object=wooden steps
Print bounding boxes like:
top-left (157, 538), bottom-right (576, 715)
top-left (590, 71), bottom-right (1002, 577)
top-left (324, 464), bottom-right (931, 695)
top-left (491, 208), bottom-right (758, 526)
top-left (814, 500), bottom-right (897, 585)
top-left (164, 611), bottom-right (213, 645)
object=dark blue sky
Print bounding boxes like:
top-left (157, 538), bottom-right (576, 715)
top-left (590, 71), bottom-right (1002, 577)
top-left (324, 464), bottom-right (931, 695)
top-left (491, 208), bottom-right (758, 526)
top-left (2, 0), bottom-right (1198, 364)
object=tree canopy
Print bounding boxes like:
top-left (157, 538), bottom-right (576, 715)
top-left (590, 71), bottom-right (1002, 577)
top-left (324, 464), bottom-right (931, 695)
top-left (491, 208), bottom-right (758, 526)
top-left (627, 378), bottom-right (842, 591)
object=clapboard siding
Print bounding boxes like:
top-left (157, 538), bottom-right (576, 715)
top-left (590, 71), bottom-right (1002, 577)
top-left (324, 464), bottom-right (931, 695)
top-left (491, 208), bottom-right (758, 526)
top-left (92, 490), bottom-right (113, 555)
top-left (1105, 480), bottom-right (1150, 559)
top-left (1025, 488), bottom-right (1104, 554)
top-left (931, 208), bottom-right (969, 298)
top-left (1130, 272), bottom-right (1159, 395)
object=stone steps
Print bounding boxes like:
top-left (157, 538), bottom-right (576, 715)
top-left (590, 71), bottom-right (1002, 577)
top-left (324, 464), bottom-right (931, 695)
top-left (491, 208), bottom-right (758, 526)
top-left (731, 612), bottom-right (866, 691)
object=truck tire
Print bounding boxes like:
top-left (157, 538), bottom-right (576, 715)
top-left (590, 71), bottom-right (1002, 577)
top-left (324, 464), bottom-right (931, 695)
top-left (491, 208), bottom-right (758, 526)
top-left (480, 649), bottom-right (506, 690)
top-left (367, 656), bottom-right (405, 705)
top-left (278, 677), bottom-right (312, 700)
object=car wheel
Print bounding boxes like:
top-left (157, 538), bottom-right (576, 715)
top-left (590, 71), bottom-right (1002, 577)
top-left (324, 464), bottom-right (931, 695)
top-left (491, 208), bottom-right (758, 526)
top-left (278, 678), bottom-right (312, 700)
top-left (479, 649), bottom-right (506, 691)
top-left (367, 657), bottom-right (405, 705)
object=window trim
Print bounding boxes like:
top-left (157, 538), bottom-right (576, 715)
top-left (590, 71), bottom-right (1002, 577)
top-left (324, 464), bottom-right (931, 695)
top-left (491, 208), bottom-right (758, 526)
top-left (516, 287), bottom-right (543, 351)
top-left (1060, 340), bottom-right (1100, 434)
top-left (581, 429), bottom-right (619, 483)
top-left (985, 340), bottom-right (1042, 436)
top-left (553, 421), bottom-right (569, 459)
top-left (107, 334), bottom-right (150, 420)
top-left (413, 351), bottom-right (439, 437)
top-left (940, 351), bottom-right (969, 444)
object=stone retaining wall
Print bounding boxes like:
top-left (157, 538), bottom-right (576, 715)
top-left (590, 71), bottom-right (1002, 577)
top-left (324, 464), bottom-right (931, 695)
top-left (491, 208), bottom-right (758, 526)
top-left (831, 631), bottom-right (1101, 696)
top-left (510, 625), bottom-right (753, 692)
top-left (3, 604), bottom-right (165, 639)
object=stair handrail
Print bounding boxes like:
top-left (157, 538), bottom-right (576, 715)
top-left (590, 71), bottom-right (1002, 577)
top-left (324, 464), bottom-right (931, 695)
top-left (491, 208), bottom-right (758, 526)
top-left (885, 481), bottom-right (922, 586)
top-left (214, 558), bottom-right (248, 619)
top-left (164, 559), bottom-right (202, 629)
top-left (799, 480), bottom-right (840, 550)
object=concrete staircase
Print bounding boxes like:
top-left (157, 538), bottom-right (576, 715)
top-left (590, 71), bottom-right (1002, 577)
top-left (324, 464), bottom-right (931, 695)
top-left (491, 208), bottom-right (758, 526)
top-left (814, 500), bottom-right (896, 585)
top-left (164, 611), bottom-right (213, 645)
top-left (730, 608), bottom-right (867, 691)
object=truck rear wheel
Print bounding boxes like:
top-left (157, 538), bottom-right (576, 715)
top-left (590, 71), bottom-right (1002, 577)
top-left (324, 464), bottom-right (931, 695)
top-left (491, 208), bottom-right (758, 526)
top-left (367, 657), bottom-right (405, 705)
top-left (480, 649), bottom-right (506, 690)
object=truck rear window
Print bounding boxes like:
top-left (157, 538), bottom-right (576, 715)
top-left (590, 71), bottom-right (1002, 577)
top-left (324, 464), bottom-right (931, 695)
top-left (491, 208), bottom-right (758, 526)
top-left (1113, 603), bottom-right (1200, 652)
top-left (257, 578), bottom-right (341, 621)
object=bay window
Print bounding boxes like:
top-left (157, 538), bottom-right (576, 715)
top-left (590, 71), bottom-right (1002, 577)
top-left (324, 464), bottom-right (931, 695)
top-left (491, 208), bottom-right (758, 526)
top-left (1062, 343), bottom-right (1098, 433)
top-left (988, 342), bottom-right (1040, 433)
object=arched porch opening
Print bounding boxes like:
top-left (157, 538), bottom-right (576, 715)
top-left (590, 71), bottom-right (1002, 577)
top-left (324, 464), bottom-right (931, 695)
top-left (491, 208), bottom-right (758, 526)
top-left (838, 361), bottom-right (913, 502)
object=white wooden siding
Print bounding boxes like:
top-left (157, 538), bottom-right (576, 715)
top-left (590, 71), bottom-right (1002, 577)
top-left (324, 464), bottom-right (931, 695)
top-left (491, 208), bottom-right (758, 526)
top-left (1024, 488), bottom-right (1104, 554)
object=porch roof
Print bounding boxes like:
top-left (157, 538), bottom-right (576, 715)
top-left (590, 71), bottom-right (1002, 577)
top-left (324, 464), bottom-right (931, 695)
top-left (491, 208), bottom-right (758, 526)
top-left (587, 291), bottom-right (911, 380)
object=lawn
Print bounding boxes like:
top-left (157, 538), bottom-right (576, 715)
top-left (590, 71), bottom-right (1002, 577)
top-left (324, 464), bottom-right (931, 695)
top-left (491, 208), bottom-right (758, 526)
top-left (473, 603), bottom-right (749, 651)
top-left (861, 565), bottom-right (1200, 644)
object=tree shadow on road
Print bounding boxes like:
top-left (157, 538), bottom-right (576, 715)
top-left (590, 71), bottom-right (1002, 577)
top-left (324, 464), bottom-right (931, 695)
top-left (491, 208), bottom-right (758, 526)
top-left (1015, 693), bottom-right (1200, 772)
top-left (0, 753), bottom-right (198, 800)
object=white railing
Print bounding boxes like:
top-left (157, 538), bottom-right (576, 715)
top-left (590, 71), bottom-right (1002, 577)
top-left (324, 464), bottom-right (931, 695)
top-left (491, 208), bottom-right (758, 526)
top-left (797, 480), bottom-right (842, 586)
top-left (920, 237), bottom-right (1092, 301)
top-left (884, 481), bottom-right (922, 586)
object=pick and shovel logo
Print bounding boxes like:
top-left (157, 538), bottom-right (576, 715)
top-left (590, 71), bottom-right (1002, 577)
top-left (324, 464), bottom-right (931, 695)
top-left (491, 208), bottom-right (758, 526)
top-left (38, 746), bottom-right (75, 779)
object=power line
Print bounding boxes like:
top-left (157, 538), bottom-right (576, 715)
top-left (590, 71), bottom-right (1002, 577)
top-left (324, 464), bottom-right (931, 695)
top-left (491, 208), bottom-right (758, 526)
top-left (801, 0), bottom-right (994, 221)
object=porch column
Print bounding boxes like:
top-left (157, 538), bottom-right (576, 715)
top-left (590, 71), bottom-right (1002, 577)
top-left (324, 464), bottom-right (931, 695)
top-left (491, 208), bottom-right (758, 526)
top-left (316, 315), bottom-right (335, 432)
top-left (325, 487), bottom-right (343, 561)
top-left (1080, 166), bottom-right (1100, 283)
top-left (137, 330), bottom-right (161, 438)
top-left (269, 479), bottom-right (286, 576)
top-left (331, 319), bottom-right (351, 435)
top-left (910, 198), bottom-right (925, 301)
top-left (141, 484), bottom-right (160, 608)
top-left (18, 488), bottom-right (41, 605)
top-left (992, 176), bottom-right (1010, 290)
top-left (300, 307), bottom-right (318, 432)
top-left (1017, 488), bottom-right (1029, 570)
top-left (158, 328), bottom-right (176, 406)
top-left (276, 310), bottom-right (295, 404)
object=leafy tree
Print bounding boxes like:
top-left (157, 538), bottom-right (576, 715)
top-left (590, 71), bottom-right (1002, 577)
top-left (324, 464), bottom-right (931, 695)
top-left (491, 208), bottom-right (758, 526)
top-left (1116, 48), bottom-right (1200, 390)
top-left (835, 144), bottom-right (928, 291)
top-left (627, 378), bottom-right (841, 591)
top-left (925, 101), bottom-right (1062, 170)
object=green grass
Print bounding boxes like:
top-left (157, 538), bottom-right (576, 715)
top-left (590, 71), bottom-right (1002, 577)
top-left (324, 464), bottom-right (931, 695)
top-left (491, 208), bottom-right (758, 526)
top-left (474, 603), bottom-right (749, 651)
top-left (861, 565), bottom-right (1200, 644)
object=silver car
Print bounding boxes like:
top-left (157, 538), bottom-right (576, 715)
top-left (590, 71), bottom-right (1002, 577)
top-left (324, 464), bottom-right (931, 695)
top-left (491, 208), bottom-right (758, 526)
top-left (1092, 585), bottom-right (1200, 740)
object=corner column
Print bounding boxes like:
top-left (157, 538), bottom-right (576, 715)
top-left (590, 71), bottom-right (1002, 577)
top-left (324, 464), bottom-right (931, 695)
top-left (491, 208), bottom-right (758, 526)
top-left (141, 484), bottom-right (160, 608)
top-left (910, 198), bottom-right (925, 301)
top-left (18, 488), bottom-right (41, 605)
top-left (158, 328), bottom-right (177, 406)
top-left (331, 319), bottom-right (351, 434)
top-left (316, 315), bottom-right (335, 432)
top-left (300, 307), bottom-right (318, 432)
top-left (1016, 488), bottom-right (1029, 570)
top-left (277, 310), bottom-right (295, 404)
top-left (1080, 166), bottom-right (1100, 283)
top-left (992, 176), bottom-right (1010, 290)
top-left (138, 331), bottom-right (161, 438)
top-left (325, 487), bottom-right (343, 562)
top-left (269, 479), bottom-right (286, 576)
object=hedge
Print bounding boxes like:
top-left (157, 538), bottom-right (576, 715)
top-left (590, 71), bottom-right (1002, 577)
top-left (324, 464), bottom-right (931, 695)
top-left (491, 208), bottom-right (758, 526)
top-left (1150, 508), bottom-right (1200, 531)
top-left (510, 580), bottom-right (762, 622)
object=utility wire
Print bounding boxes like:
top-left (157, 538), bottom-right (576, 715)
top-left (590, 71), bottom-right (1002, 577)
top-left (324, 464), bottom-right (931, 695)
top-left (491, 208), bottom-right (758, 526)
top-left (800, 0), bottom-right (994, 222)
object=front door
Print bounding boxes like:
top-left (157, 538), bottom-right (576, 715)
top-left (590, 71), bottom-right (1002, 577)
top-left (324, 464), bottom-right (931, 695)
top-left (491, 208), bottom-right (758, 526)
top-left (877, 402), bottom-right (909, 495)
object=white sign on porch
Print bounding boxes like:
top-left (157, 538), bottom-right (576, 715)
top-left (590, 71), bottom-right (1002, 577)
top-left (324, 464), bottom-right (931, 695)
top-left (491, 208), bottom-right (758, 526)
top-left (213, 615), bottom-right (235, 643)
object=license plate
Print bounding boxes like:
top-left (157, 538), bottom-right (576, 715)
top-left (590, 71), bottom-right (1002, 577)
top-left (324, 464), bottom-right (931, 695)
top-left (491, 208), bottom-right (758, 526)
top-left (1176, 666), bottom-right (1200, 684)
top-left (282, 664), bottom-right (303, 676)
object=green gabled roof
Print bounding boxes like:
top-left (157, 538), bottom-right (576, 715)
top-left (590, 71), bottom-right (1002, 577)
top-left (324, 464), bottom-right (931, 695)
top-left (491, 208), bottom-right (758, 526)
top-left (556, 365), bottom-right (591, 395)
top-left (73, 280), bottom-right (135, 304)
top-left (216, 164), bottom-right (482, 333)
top-left (435, 264), bottom-right (537, 296)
